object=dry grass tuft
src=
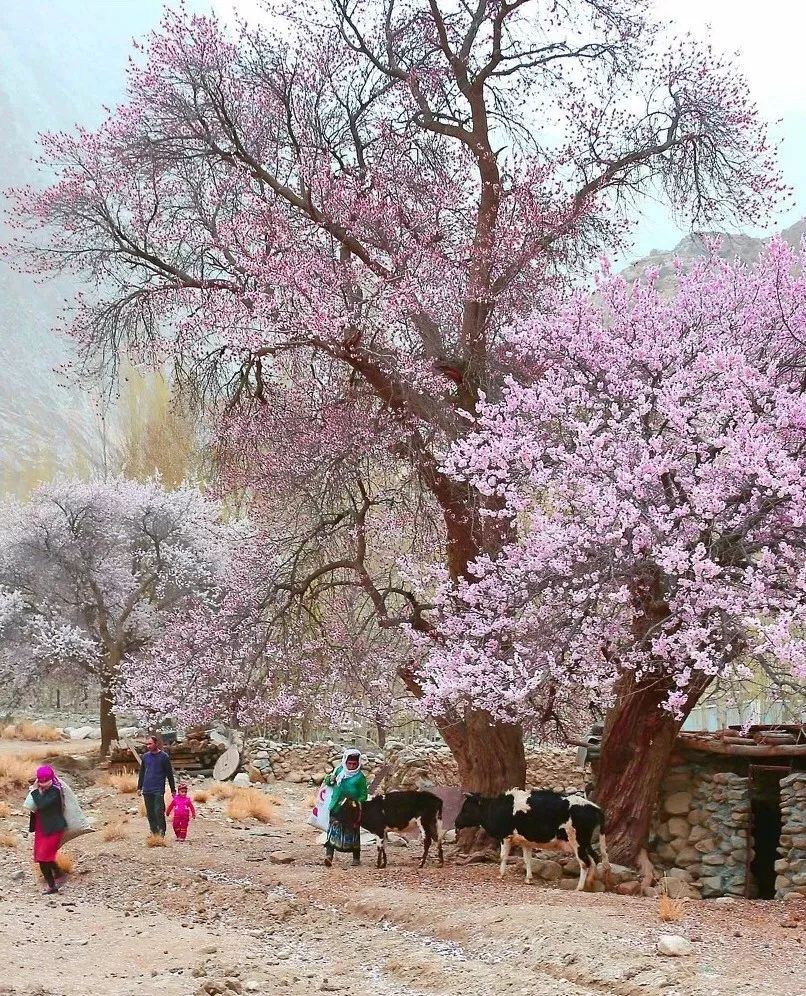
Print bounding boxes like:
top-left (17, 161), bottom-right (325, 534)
top-left (227, 788), bottom-right (275, 824)
top-left (658, 879), bottom-right (686, 922)
top-left (2, 720), bottom-right (62, 742)
top-left (55, 849), bottom-right (76, 875)
top-left (108, 771), bottom-right (139, 794)
top-left (209, 782), bottom-right (237, 800)
top-left (0, 801), bottom-right (11, 818)
top-left (0, 830), bottom-right (18, 848)
top-left (192, 790), bottom-right (209, 804)
top-left (0, 753), bottom-right (39, 790)
top-left (101, 821), bottom-right (129, 842)
top-left (146, 833), bottom-right (168, 848)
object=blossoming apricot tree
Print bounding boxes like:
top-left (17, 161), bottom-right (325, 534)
top-left (0, 478), bottom-right (243, 754)
top-left (418, 240), bottom-right (806, 863)
top-left (10, 0), bottom-right (789, 831)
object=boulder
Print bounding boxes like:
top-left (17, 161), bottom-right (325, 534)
top-left (605, 864), bottom-right (636, 886)
top-left (666, 867), bottom-right (693, 881)
top-left (662, 878), bottom-right (697, 899)
top-left (535, 860), bottom-right (563, 882)
top-left (663, 793), bottom-right (691, 816)
top-left (232, 773), bottom-right (251, 788)
top-left (657, 935), bottom-right (693, 957)
top-left (667, 817), bottom-right (690, 838)
top-left (68, 726), bottom-right (95, 740)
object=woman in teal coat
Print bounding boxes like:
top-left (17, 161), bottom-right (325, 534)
top-left (324, 748), bottom-right (368, 867)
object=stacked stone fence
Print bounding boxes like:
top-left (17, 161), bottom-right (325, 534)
top-left (650, 764), bottom-right (752, 899)
top-left (776, 771), bottom-right (806, 899)
top-left (245, 737), bottom-right (587, 793)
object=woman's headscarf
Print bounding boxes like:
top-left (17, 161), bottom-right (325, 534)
top-left (335, 748), bottom-right (362, 784)
top-left (35, 765), bottom-right (61, 788)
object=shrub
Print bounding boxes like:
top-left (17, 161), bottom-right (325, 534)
top-left (108, 771), bottom-right (139, 794)
top-left (0, 830), bottom-right (18, 848)
top-left (2, 720), bottom-right (62, 742)
top-left (227, 788), bottom-right (275, 824)
top-left (146, 833), bottom-right (168, 848)
top-left (55, 849), bottom-right (75, 874)
top-left (658, 878), bottom-right (686, 922)
top-left (0, 752), bottom-right (47, 792)
top-left (209, 782), bottom-right (236, 800)
top-left (101, 821), bottom-right (129, 842)
top-left (0, 801), bottom-right (11, 818)
top-left (192, 790), bottom-right (209, 803)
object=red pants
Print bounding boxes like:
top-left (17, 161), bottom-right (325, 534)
top-left (173, 817), bottom-right (189, 840)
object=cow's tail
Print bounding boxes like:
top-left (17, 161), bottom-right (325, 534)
top-left (436, 798), bottom-right (444, 841)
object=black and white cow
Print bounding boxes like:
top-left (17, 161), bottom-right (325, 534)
top-left (339, 791), bottom-right (444, 868)
top-left (454, 789), bottom-right (609, 890)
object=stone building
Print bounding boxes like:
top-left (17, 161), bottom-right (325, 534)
top-left (648, 725), bottom-right (806, 899)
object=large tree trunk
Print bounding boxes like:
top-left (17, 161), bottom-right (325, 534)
top-left (435, 708), bottom-right (526, 854)
top-left (453, 711), bottom-right (526, 793)
top-left (99, 687), bottom-right (119, 758)
top-left (594, 672), bottom-right (706, 873)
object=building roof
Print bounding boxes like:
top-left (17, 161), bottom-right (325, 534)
top-left (677, 724), bottom-right (806, 758)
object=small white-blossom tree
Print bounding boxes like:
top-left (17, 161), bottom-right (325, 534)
top-left (0, 477), bottom-right (244, 753)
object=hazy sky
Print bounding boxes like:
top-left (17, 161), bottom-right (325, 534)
top-left (1, 0), bottom-right (804, 259)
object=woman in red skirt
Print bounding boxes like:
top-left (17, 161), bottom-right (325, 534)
top-left (28, 765), bottom-right (67, 895)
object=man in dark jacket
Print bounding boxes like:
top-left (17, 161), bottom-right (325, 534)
top-left (138, 735), bottom-right (176, 836)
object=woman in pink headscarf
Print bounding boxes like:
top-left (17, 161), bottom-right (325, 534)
top-left (28, 765), bottom-right (67, 894)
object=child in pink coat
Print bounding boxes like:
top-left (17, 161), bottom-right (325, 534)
top-left (166, 784), bottom-right (196, 841)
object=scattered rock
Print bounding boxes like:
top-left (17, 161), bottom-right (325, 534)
top-left (68, 725), bottom-right (96, 741)
top-left (535, 859), bottom-right (563, 881)
top-left (657, 934), bottom-right (693, 957)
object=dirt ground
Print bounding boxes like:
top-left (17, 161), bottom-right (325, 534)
top-left (0, 740), bottom-right (803, 996)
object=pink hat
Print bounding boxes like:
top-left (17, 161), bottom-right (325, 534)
top-left (35, 765), bottom-right (55, 782)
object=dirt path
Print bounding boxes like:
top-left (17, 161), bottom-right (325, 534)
top-left (1, 762), bottom-right (803, 996)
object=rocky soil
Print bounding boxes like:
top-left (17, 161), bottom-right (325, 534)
top-left (0, 740), bottom-right (803, 996)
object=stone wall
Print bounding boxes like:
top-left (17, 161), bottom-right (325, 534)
top-left (245, 738), bottom-right (586, 793)
top-left (775, 771), bottom-right (806, 899)
top-left (247, 740), bottom-right (384, 784)
top-left (382, 741), bottom-right (587, 793)
top-left (649, 763), bottom-right (751, 899)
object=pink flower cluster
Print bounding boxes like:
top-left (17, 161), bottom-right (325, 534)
top-left (416, 240), bottom-right (806, 723)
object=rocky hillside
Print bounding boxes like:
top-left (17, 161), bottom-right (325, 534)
top-left (621, 218), bottom-right (805, 290)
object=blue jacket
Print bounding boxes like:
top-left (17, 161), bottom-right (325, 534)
top-left (138, 749), bottom-right (176, 795)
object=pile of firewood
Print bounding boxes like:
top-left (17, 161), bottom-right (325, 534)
top-left (107, 727), bottom-right (227, 774)
top-left (718, 724), bottom-right (804, 747)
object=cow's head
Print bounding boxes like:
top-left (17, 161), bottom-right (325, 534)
top-left (454, 792), bottom-right (484, 830)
